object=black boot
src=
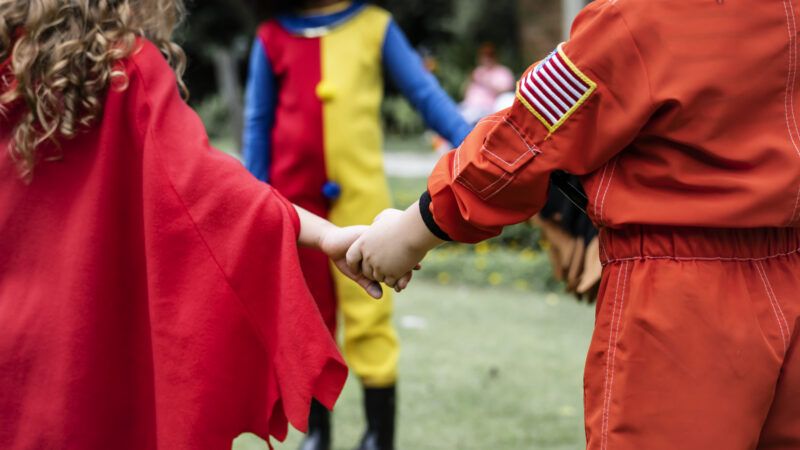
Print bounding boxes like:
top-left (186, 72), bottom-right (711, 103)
top-left (298, 400), bottom-right (331, 450)
top-left (355, 386), bottom-right (396, 450)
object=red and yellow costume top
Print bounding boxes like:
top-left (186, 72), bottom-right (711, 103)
top-left (243, 1), bottom-right (470, 387)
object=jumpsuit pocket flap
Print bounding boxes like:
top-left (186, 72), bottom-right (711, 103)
top-left (480, 117), bottom-right (540, 174)
top-left (453, 118), bottom-right (540, 201)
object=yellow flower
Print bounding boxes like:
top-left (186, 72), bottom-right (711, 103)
top-left (475, 241), bottom-right (490, 255)
top-left (513, 279), bottom-right (529, 291)
top-left (519, 248), bottom-right (536, 261)
top-left (474, 257), bottom-right (487, 271)
top-left (539, 239), bottom-right (551, 251)
top-left (437, 272), bottom-right (451, 285)
top-left (488, 272), bottom-right (503, 285)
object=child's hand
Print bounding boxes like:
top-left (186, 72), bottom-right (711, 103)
top-left (293, 204), bottom-right (402, 299)
top-left (294, 203), bottom-right (418, 296)
top-left (319, 225), bottom-right (387, 299)
top-left (347, 204), bottom-right (444, 288)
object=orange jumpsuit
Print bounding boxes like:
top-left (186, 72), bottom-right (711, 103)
top-left (422, 0), bottom-right (800, 448)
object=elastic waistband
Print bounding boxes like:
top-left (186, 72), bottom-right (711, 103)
top-left (600, 226), bottom-right (800, 265)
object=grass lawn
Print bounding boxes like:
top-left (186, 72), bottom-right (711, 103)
top-left (233, 281), bottom-right (596, 450)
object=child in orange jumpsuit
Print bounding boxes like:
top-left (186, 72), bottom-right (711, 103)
top-left (347, 0), bottom-right (800, 448)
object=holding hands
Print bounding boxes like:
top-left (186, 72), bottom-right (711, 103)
top-left (295, 205), bottom-right (387, 299)
top-left (297, 201), bottom-right (442, 298)
top-left (346, 202), bottom-right (444, 292)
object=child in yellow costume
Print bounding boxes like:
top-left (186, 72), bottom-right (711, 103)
top-left (242, 1), bottom-right (471, 449)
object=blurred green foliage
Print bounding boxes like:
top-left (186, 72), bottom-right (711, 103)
top-left (195, 94), bottom-right (231, 140)
top-left (381, 52), bottom-right (472, 137)
top-left (382, 134), bottom-right (433, 153)
top-left (382, 97), bottom-right (425, 137)
top-left (375, 0), bottom-right (523, 72)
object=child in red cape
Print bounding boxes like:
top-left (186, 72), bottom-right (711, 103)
top-left (0, 1), bottom-right (409, 449)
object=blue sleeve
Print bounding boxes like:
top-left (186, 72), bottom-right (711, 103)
top-left (242, 39), bottom-right (276, 183)
top-left (382, 20), bottom-right (473, 147)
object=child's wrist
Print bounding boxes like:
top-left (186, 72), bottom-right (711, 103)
top-left (317, 222), bottom-right (338, 252)
top-left (405, 204), bottom-right (444, 254)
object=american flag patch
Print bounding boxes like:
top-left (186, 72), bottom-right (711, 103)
top-left (516, 44), bottom-right (597, 133)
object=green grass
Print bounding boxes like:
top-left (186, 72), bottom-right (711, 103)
top-left (233, 281), bottom-right (595, 450)
top-left (420, 243), bottom-right (556, 292)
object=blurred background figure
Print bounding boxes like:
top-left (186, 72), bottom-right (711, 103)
top-left (460, 43), bottom-right (515, 124)
top-left (241, 2), bottom-right (471, 450)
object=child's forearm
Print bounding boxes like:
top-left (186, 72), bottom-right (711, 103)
top-left (400, 201), bottom-right (445, 254)
top-left (294, 205), bottom-right (336, 250)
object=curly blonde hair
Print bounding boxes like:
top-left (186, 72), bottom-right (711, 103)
top-left (0, 0), bottom-right (187, 177)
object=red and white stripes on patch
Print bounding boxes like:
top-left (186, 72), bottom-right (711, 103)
top-left (517, 46), bottom-right (595, 132)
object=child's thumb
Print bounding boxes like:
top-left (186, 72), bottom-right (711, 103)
top-left (355, 276), bottom-right (383, 299)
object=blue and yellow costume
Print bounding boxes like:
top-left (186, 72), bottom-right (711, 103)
top-left (243, 2), bottom-right (470, 449)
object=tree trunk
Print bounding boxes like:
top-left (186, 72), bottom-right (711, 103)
top-left (516, 0), bottom-right (562, 64)
top-left (561, 0), bottom-right (586, 40)
top-left (211, 46), bottom-right (244, 153)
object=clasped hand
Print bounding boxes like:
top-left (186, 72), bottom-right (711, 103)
top-left (346, 203), bottom-right (444, 293)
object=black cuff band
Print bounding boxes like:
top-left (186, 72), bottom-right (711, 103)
top-left (419, 191), bottom-right (452, 241)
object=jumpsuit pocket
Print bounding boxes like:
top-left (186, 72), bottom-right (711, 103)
top-left (454, 117), bottom-right (541, 200)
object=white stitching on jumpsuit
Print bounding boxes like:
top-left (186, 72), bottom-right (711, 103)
top-left (755, 261), bottom-right (791, 353)
top-left (601, 260), bottom-right (629, 450)
top-left (781, 0), bottom-right (800, 224)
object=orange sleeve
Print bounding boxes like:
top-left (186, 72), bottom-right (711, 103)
top-left (424, 0), bottom-right (655, 243)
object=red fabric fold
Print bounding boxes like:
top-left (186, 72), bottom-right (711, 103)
top-left (0, 39), bottom-right (346, 449)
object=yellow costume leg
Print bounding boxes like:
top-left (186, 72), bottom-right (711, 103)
top-left (320, 6), bottom-right (399, 388)
top-left (327, 184), bottom-right (398, 387)
top-left (332, 260), bottom-right (399, 388)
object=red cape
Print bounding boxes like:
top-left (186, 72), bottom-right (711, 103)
top-left (0, 40), bottom-right (346, 449)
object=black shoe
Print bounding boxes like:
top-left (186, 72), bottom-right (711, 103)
top-left (355, 386), bottom-right (396, 450)
top-left (299, 400), bottom-right (331, 450)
